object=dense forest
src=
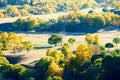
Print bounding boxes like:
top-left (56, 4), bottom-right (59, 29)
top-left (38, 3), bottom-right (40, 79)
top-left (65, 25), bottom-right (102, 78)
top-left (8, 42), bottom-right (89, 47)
top-left (0, 0), bottom-right (119, 17)
top-left (0, 32), bottom-right (120, 80)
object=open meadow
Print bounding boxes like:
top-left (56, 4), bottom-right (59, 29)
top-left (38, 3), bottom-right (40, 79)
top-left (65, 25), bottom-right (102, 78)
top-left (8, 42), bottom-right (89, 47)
top-left (4, 29), bottom-right (120, 66)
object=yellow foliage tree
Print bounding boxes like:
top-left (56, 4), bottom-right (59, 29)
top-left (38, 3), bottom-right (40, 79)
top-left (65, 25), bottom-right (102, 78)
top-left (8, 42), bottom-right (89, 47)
top-left (88, 44), bottom-right (101, 55)
top-left (94, 34), bottom-right (100, 44)
top-left (1, 32), bottom-right (8, 39)
top-left (85, 34), bottom-right (94, 44)
top-left (0, 35), bottom-right (2, 43)
top-left (85, 34), bottom-right (100, 45)
top-left (46, 61), bottom-right (64, 77)
top-left (76, 44), bottom-right (92, 64)
top-left (46, 49), bottom-right (64, 64)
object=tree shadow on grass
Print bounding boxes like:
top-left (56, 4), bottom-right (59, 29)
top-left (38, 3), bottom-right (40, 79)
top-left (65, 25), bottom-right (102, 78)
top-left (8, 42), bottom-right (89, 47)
top-left (0, 23), bottom-right (120, 36)
top-left (5, 55), bottom-right (24, 64)
top-left (21, 60), bottom-right (39, 68)
top-left (34, 46), bottom-right (52, 49)
top-left (101, 26), bottom-right (120, 31)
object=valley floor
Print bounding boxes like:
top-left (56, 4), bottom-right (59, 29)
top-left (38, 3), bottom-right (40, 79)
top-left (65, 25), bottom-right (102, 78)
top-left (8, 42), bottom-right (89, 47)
top-left (4, 30), bottom-right (120, 66)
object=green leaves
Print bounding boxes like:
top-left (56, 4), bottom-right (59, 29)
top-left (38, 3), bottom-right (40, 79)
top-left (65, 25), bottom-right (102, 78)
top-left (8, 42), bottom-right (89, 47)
top-left (13, 17), bottom-right (38, 31)
top-left (113, 37), bottom-right (120, 46)
top-left (22, 41), bottom-right (34, 53)
top-left (68, 38), bottom-right (76, 46)
top-left (105, 43), bottom-right (114, 51)
top-left (0, 57), bottom-right (9, 66)
top-left (48, 34), bottom-right (62, 46)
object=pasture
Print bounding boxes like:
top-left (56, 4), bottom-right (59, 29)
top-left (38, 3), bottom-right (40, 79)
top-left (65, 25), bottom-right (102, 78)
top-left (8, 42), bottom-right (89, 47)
top-left (4, 30), bottom-right (120, 66)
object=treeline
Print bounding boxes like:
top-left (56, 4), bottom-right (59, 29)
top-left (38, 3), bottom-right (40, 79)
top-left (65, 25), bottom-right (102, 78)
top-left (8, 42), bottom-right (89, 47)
top-left (0, 0), bottom-right (97, 18)
top-left (0, 34), bottom-right (120, 80)
top-left (12, 12), bottom-right (120, 32)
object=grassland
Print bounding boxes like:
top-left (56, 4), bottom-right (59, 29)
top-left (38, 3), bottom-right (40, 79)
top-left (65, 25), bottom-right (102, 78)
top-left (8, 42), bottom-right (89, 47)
top-left (4, 29), bottom-right (120, 66)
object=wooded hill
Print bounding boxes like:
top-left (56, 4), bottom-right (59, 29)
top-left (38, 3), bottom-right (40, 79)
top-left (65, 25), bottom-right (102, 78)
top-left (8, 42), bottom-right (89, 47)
top-left (0, 0), bottom-right (119, 18)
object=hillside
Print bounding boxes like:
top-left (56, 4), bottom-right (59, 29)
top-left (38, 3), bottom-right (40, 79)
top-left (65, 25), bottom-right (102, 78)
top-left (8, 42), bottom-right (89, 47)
top-left (0, 0), bottom-right (98, 18)
top-left (0, 8), bottom-right (103, 24)
top-left (0, 0), bottom-right (119, 18)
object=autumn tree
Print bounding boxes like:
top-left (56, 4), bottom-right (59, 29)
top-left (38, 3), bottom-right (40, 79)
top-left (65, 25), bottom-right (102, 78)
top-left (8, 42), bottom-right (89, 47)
top-left (46, 49), bottom-right (64, 64)
top-left (23, 17), bottom-right (38, 30)
top-left (22, 41), bottom-right (34, 53)
top-left (36, 19), bottom-right (48, 31)
top-left (1, 32), bottom-right (9, 50)
top-left (94, 34), bottom-right (100, 45)
top-left (0, 57), bottom-right (9, 65)
top-left (85, 34), bottom-right (100, 45)
top-left (0, 32), bottom-right (33, 55)
top-left (61, 45), bottom-right (72, 59)
top-left (85, 34), bottom-right (94, 44)
top-left (88, 44), bottom-right (101, 55)
top-left (93, 14), bottom-right (106, 27)
top-left (1, 32), bottom-right (8, 39)
top-left (46, 61), bottom-right (63, 78)
top-left (76, 44), bottom-right (92, 64)
top-left (5, 6), bottom-right (21, 17)
top-left (8, 33), bottom-right (24, 55)
top-left (13, 17), bottom-right (38, 31)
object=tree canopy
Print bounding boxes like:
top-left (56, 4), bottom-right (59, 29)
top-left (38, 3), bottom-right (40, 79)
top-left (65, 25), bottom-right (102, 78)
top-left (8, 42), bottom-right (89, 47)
top-left (48, 34), bottom-right (62, 46)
